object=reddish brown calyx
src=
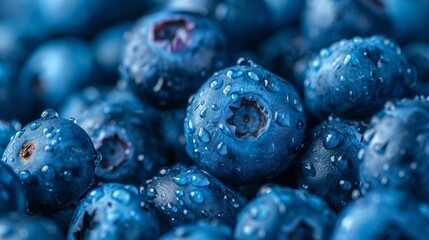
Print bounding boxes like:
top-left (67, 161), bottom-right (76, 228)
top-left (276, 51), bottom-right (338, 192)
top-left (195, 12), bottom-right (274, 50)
top-left (20, 141), bottom-right (36, 162)
top-left (152, 18), bottom-right (195, 52)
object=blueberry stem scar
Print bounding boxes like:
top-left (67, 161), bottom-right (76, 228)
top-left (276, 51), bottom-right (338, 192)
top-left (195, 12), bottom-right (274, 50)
top-left (152, 18), bottom-right (195, 52)
top-left (226, 99), bottom-right (268, 138)
top-left (20, 141), bottom-right (36, 162)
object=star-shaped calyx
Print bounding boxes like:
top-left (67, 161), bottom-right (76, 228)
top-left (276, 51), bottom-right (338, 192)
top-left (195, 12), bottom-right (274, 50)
top-left (226, 98), bottom-right (268, 138)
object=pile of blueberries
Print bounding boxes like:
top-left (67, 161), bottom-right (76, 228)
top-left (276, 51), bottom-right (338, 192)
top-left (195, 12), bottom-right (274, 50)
top-left (1, 0), bottom-right (429, 239)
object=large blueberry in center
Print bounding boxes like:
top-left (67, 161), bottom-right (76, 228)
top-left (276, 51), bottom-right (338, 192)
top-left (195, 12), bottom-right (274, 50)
top-left (184, 59), bottom-right (306, 183)
top-left (226, 99), bottom-right (268, 138)
top-left (152, 18), bottom-right (194, 52)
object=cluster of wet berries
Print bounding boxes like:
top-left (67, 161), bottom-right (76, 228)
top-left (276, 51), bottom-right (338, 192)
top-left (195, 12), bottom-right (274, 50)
top-left (1, 0), bottom-right (429, 239)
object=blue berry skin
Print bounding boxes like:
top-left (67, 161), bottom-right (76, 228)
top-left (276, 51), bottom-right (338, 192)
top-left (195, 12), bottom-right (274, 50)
top-left (121, 10), bottom-right (229, 109)
top-left (68, 183), bottom-right (160, 240)
top-left (295, 117), bottom-right (366, 211)
top-left (92, 22), bottom-right (131, 86)
top-left (161, 109), bottom-right (193, 165)
top-left (234, 185), bottom-right (336, 240)
top-left (304, 35), bottom-right (416, 120)
top-left (142, 164), bottom-right (246, 232)
top-left (184, 59), bottom-right (306, 184)
top-left (79, 102), bottom-right (166, 186)
top-left (0, 162), bottom-right (26, 214)
top-left (0, 213), bottom-right (64, 240)
top-left (1, 109), bottom-right (99, 214)
top-left (359, 97), bottom-right (429, 203)
top-left (19, 38), bottom-right (99, 110)
top-left (302, 0), bottom-right (391, 51)
top-left (331, 189), bottom-right (429, 240)
top-left (159, 221), bottom-right (233, 240)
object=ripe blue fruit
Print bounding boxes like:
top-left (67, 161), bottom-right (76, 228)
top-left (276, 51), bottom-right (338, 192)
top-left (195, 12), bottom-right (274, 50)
top-left (184, 59), bottom-right (306, 183)
top-left (1, 109), bottom-right (99, 214)
top-left (0, 162), bottom-right (26, 214)
top-left (159, 222), bottom-right (233, 240)
top-left (304, 35), bottom-right (416, 119)
top-left (302, 0), bottom-right (390, 50)
top-left (68, 183), bottom-right (160, 240)
top-left (142, 164), bottom-right (246, 232)
top-left (121, 10), bottom-right (229, 108)
top-left (296, 117), bottom-right (366, 211)
top-left (360, 97), bottom-right (429, 203)
top-left (0, 213), bottom-right (64, 240)
top-left (79, 102), bottom-right (166, 185)
top-left (19, 38), bottom-right (99, 110)
top-left (234, 185), bottom-right (336, 240)
top-left (331, 189), bottom-right (429, 240)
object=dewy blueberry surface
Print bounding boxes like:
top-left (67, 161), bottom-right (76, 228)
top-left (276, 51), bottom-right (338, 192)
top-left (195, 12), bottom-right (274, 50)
top-left (0, 1), bottom-right (428, 239)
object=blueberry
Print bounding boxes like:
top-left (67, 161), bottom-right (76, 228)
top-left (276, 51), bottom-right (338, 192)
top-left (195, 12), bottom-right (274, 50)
top-left (79, 102), bottom-right (166, 185)
top-left (302, 0), bottom-right (391, 50)
top-left (295, 117), bottom-right (366, 211)
top-left (1, 109), bottom-right (99, 214)
top-left (0, 162), bottom-right (26, 214)
top-left (331, 189), bottom-right (429, 240)
top-left (159, 221), bottom-right (233, 240)
top-left (92, 22), bottom-right (132, 85)
top-left (184, 59), bottom-right (306, 183)
top-left (68, 183), bottom-right (160, 240)
top-left (360, 97), bottom-right (429, 203)
top-left (19, 38), bottom-right (99, 111)
top-left (234, 185), bottom-right (336, 240)
top-left (0, 213), bottom-right (64, 240)
top-left (120, 10), bottom-right (229, 108)
top-left (142, 164), bottom-right (246, 232)
top-left (304, 35), bottom-right (416, 119)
